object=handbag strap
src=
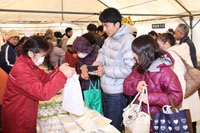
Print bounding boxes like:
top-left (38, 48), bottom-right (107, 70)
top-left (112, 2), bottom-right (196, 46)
top-left (169, 50), bottom-right (189, 69)
top-left (97, 79), bottom-right (100, 89)
top-left (130, 92), bottom-right (141, 105)
top-left (145, 86), bottom-right (150, 114)
top-left (137, 86), bottom-right (150, 114)
top-left (89, 79), bottom-right (100, 90)
top-left (89, 80), bottom-right (97, 90)
top-left (167, 94), bottom-right (177, 113)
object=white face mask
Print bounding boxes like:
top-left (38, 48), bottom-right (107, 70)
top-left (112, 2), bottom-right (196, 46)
top-left (32, 56), bottom-right (45, 66)
top-left (77, 53), bottom-right (88, 58)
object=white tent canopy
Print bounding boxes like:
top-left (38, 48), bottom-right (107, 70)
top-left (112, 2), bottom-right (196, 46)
top-left (0, 0), bottom-right (106, 24)
top-left (0, 0), bottom-right (200, 24)
top-left (0, 0), bottom-right (200, 54)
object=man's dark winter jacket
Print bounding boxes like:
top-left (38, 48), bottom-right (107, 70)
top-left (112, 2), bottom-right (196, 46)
top-left (0, 41), bottom-right (17, 74)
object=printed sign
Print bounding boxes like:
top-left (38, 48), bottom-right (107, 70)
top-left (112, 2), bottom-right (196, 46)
top-left (152, 23), bottom-right (165, 29)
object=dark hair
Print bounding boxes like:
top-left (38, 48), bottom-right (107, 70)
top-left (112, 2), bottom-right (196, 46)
top-left (65, 27), bottom-right (72, 34)
top-left (82, 33), bottom-right (96, 45)
top-left (22, 35), bottom-right (50, 58)
top-left (17, 36), bottom-right (29, 46)
top-left (148, 31), bottom-right (158, 37)
top-left (87, 24), bottom-right (97, 31)
top-left (44, 35), bottom-right (52, 41)
top-left (158, 33), bottom-right (175, 46)
top-left (99, 7), bottom-right (122, 25)
top-left (168, 28), bottom-right (174, 35)
top-left (132, 35), bottom-right (164, 74)
top-left (54, 31), bottom-right (63, 38)
top-left (97, 25), bottom-right (103, 32)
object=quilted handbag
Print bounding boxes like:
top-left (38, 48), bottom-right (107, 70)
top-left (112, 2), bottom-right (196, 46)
top-left (122, 86), bottom-right (151, 133)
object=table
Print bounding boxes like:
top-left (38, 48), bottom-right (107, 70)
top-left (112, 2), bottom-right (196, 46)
top-left (37, 94), bottom-right (120, 133)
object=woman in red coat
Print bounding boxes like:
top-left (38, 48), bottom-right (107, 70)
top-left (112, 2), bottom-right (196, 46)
top-left (123, 35), bottom-right (183, 132)
top-left (1, 36), bottom-right (75, 133)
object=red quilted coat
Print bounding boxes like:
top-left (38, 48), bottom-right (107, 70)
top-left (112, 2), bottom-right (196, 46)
top-left (1, 55), bottom-right (67, 133)
top-left (123, 53), bottom-right (183, 114)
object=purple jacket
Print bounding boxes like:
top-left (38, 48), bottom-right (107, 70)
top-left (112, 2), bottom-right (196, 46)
top-left (123, 53), bottom-right (183, 114)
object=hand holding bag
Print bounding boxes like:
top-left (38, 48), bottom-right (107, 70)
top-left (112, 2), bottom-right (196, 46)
top-left (152, 95), bottom-right (193, 133)
top-left (122, 86), bottom-right (151, 133)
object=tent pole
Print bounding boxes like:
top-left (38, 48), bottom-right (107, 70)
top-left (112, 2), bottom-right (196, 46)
top-left (174, 0), bottom-right (192, 15)
top-left (0, 9), bottom-right (188, 17)
top-left (174, 0), bottom-right (193, 40)
top-left (192, 19), bottom-right (200, 29)
top-left (97, 0), bottom-right (109, 8)
top-left (190, 16), bottom-right (193, 40)
top-left (179, 17), bottom-right (190, 27)
top-left (61, 0), bottom-right (64, 21)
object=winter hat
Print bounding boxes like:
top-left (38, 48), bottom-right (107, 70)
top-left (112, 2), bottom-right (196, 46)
top-left (7, 30), bottom-right (19, 40)
top-left (72, 36), bottom-right (93, 53)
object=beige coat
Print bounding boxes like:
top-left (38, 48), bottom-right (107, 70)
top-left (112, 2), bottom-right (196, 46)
top-left (168, 43), bottom-right (200, 122)
top-left (60, 35), bottom-right (69, 52)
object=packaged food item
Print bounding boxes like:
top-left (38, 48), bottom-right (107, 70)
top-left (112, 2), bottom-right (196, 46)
top-left (83, 110), bottom-right (100, 119)
top-left (77, 116), bottom-right (96, 131)
top-left (58, 115), bottom-right (74, 124)
top-left (69, 113), bottom-right (80, 121)
top-left (92, 116), bottom-right (112, 128)
top-left (64, 123), bottom-right (81, 132)
top-left (38, 116), bottom-right (65, 132)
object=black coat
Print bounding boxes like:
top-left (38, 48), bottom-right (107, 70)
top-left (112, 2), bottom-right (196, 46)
top-left (0, 41), bottom-right (17, 74)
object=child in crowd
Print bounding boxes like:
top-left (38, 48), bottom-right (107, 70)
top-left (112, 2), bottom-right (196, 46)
top-left (65, 38), bottom-right (79, 73)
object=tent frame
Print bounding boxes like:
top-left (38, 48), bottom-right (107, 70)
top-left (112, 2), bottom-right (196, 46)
top-left (1, 0), bottom-right (200, 40)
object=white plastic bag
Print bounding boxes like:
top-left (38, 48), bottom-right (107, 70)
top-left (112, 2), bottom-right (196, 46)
top-left (62, 73), bottom-right (85, 116)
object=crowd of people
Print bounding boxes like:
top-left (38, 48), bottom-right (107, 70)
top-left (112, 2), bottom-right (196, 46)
top-left (0, 7), bottom-right (199, 133)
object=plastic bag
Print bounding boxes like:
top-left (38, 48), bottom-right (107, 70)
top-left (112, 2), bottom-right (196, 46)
top-left (62, 73), bottom-right (85, 116)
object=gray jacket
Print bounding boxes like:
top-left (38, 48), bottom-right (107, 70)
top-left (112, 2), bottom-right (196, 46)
top-left (96, 24), bottom-right (135, 94)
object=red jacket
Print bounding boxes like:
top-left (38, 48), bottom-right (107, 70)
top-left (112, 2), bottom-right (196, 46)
top-left (65, 51), bottom-right (79, 72)
top-left (2, 55), bottom-right (67, 133)
top-left (123, 53), bottom-right (183, 114)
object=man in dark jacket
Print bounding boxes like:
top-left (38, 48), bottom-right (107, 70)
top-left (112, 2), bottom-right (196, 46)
top-left (0, 30), bottom-right (19, 74)
top-left (175, 23), bottom-right (198, 68)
